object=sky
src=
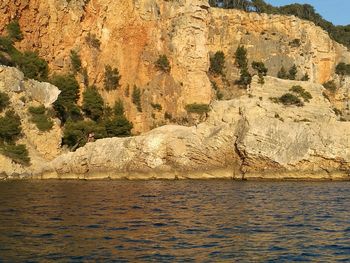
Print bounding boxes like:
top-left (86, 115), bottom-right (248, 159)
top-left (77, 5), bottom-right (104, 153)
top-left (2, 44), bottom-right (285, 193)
top-left (265, 0), bottom-right (350, 25)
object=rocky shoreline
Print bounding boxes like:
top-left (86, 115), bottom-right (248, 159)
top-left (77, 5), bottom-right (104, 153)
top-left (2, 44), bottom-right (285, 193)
top-left (1, 76), bottom-right (349, 181)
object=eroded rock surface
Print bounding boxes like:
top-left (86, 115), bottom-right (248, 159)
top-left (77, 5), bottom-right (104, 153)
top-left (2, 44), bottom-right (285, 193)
top-left (0, 66), bottom-right (62, 177)
top-left (2, 0), bottom-right (350, 131)
top-left (35, 76), bottom-right (350, 180)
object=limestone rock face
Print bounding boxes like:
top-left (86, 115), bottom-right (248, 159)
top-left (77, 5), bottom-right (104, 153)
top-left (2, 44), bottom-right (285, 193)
top-left (25, 80), bottom-right (61, 107)
top-left (34, 76), bottom-right (350, 180)
top-left (0, 66), bottom-right (62, 177)
top-left (3, 1), bottom-right (349, 132)
top-left (208, 9), bottom-right (350, 84)
top-left (0, 0), bottom-right (214, 132)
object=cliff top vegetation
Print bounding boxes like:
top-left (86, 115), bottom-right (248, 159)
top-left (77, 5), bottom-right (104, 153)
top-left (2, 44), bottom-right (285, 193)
top-left (208, 0), bottom-right (350, 49)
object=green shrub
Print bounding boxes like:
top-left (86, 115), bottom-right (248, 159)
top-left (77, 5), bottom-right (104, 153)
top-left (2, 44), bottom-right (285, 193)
top-left (236, 68), bottom-right (252, 88)
top-left (31, 114), bottom-right (53, 132)
top-left (216, 90), bottom-right (224, 100)
top-left (104, 115), bottom-right (133, 137)
top-left (277, 66), bottom-right (288, 79)
top-left (28, 105), bottom-right (53, 132)
top-left (51, 74), bottom-right (81, 123)
top-left (82, 86), bottom-right (104, 121)
top-left (63, 120), bottom-right (106, 149)
top-left (279, 93), bottom-right (303, 106)
top-left (0, 110), bottom-right (22, 143)
top-left (301, 73), bottom-right (309, 81)
top-left (235, 46), bottom-right (248, 69)
top-left (28, 105), bottom-right (46, 115)
top-left (14, 51), bottom-right (48, 81)
top-left (323, 80), bottom-right (337, 93)
top-left (0, 144), bottom-right (30, 165)
top-left (6, 20), bottom-right (23, 41)
top-left (132, 86), bottom-right (142, 112)
top-left (0, 91), bottom-right (10, 112)
top-left (82, 68), bottom-right (89, 87)
top-left (335, 62), bottom-right (350, 76)
top-left (151, 103), bottom-right (162, 111)
top-left (333, 108), bottom-right (342, 116)
top-left (289, 39), bottom-right (301, 47)
top-left (155, 55), bottom-right (171, 73)
top-left (70, 50), bottom-right (82, 74)
top-left (289, 85), bottom-right (312, 102)
top-left (85, 33), bottom-right (101, 49)
top-left (209, 51), bottom-right (225, 75)
top-left (104, 65), bottom-right (121, 91)
top-left (235, 46), bottom-right (251, 88)
top-left (114, 99), bottom-right (124, 116)
top-left (0, 36), bottom-right (14, 52)
top-left (288, 64), bottom-right (298, 80)
top-left (252, 61), bottom-right (268, 84)
top-left (185, 103), bottom-right (210, 114)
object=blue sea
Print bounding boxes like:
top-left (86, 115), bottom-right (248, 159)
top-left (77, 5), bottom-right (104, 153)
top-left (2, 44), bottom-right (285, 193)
top-left (0, 180), bottom-right (349, 262)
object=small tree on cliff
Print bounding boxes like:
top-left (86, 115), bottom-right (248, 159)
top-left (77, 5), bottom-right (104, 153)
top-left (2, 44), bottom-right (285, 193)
top-left (235, 46), bottom-right (251, 88)
top-left (82, 86), bottom-right (104, 121)
top-left (209, 51), bottom-right (225, 76)
top-left (252, 61), bottom-right (268, 84)
top-left (288, 64), bottom-right (298, 80)
top-left (132, 86), bottom-right (142, 112)
top-left (155, 55), bottom-right (171, 73)
top-left (70, 50), bottom-right (82, 74)
top-left (277, 66), bottom-right (288, 79)
top-left (6, 20), bottom-right (23, 42)
top-left (104, 65), bottom-right (121, 91)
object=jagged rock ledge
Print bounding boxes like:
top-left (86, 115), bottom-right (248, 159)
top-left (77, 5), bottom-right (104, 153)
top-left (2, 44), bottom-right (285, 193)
top-left (3, 76), bottom-right (348, 181)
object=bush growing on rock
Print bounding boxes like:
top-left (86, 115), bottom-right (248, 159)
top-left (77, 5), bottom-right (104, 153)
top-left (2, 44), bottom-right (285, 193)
top-left (114, 99), bottom-right (124, 116)
top-left (209, 51), bottom-right (225, 76)
top-left (6, 20), bottom-right (23, 42)
top-left (63, 120), bottom-right (107, 150)
top-left (104, 65), bottom-right (121, 91)
top-left (235, 46), bottom-right (248, 69)
top-left (85, 33), bottom-right (101, 49)
top-left (104, 115), bottom-right (133, 137)
top-left (185, 103), bottom-right (210, 114)
top-left (288, 64), bottom-right (298, 80)
top-left (132, 86), bottom-right (142, 112)
top-left (82, 86), bottom-right (104, 121)
top-left (0, 110), bottom-right (22, 143)
top-left (252, 61), bottom-right (268, 84)
top-left (0, 91), bottom-right (10, 112)
top-left (289, 85), bottom-right (312, 102)
top-left (28, 105), bottom-right (53, 132)
top-left (235, 46), bottom-right (252, 88)
top-left (277, 66), bottom-right (288, 79)
top-left (155, 55), bottom-right (171, 73)
top-left (335, 62), bottom-right (350, 76)
top-left (279, 93), bottom-right (303, 106)
top-left (51, 74), bottom-right (81, 123)
top-left (323, 80), bottom-right (337, 93)
top-left (14, 51), bottom-right (49, 81)
top-left (151, 103), bottom-right (162, 111)
top-left (103, 99), bottom-right (133, 137)
top-left (301, 73), bottom-right (309, 81)
top-left (0, 144), bottom-right (30, 165)
top-left (70, 50), bottom-right (82, 74)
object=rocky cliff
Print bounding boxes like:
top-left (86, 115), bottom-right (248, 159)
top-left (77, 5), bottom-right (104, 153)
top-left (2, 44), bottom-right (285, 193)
top-left (0, 65), bottom-right (62, 177)
top-left (1, 0), bottom-right (350, 180)
top-left (33, 76), bottom-right (350, 180)
top-left (1, 0), bottom-right (350, 132)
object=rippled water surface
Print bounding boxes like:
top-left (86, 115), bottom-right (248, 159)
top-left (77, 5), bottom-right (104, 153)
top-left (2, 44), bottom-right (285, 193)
top-left (0, 180), bottom-right (349, 262)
